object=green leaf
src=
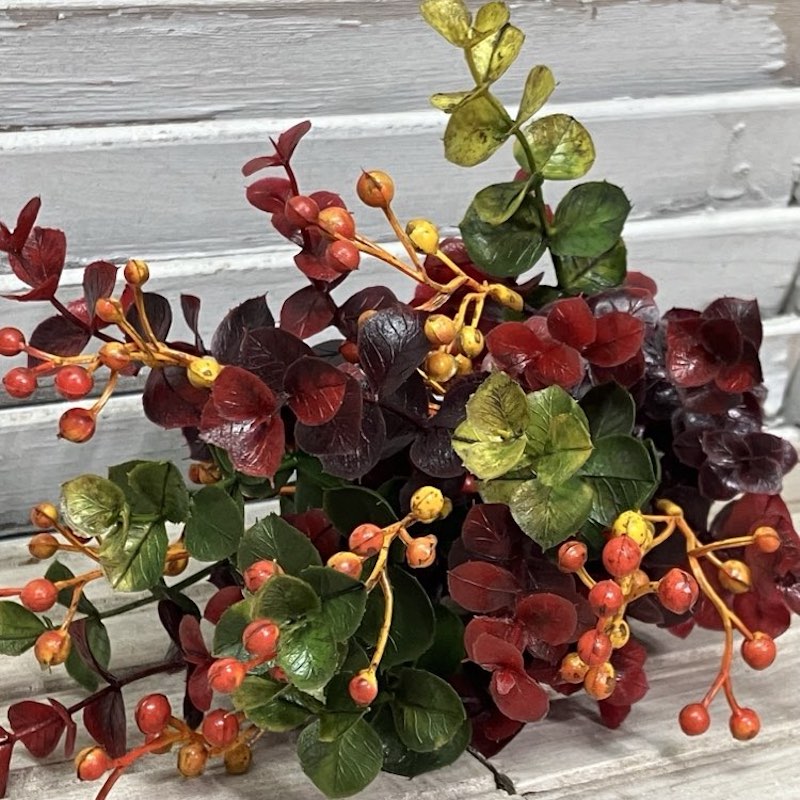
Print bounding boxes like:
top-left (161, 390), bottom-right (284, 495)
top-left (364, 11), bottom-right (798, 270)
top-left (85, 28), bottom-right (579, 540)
top-left (514, 114), bottom-right (595, 180)
top-left (556, 238), bottom-right (627, 295)
top-left (45, 561), bottom-right (99, 617)
top-left (233, 675), bottom-right (316, 732)
top-left (452, 433), bottom-right (527, 481)
top-left (126, 461), bottom-right (190, 522)
top-left (213, 598), bottom-right (253, 659)
top-left (294, 453), bottom-right (347, 513)
top-left (516, 65), bottom-right (556, 125)
top-left (525, 385), bottom-right (593, 485)
top-left (66, 617), bottom-right (111, 692)
top-left (391, 667), bottom-right (466, 752)
top-left (98, 519), bottom-right (167, 592)
top-left (416, 605), bottom-right (466, 678)
top-left (460, 194), bottom-right (546, 277)
top-left (358, 567), bottom-right (435, 668)
top-left (322, 486), bottom-right (396, 537)
top-left (420, 0), bottom-right (471, 47)
top-left (579, 383), bottom-right (636, 440)
top-left (253, 575), bottom-right (321, 624)
top-left (578, 434), bottom-right (658, 540)
top-left (430, 90), bottom-right (472, 113)
top-left (509, 476), bottom-right (593, 548)
top-left (472, 180), bottom-right (530, 225)
top-left (478, 476), bottom-right (525, 505)
top-left (184, 483), bottom-right (244, 561)
top-left (61, 474), bottom-right (127, 538)
top-left (298, 718), bottom-right (383, 799)
top-left (0, 601), bottom-right (47, 656)
top-left (470, 24), bottom-right (525, 83)
top-left (238, 513), bottom-right (322, 576)
top-left (550, 182), bottom-right (631, 258)
top-left (465, 371), bottom-right (529, 440)
top-left (444, 94), bottom-right (512, 167)
top-left (301, 567), bottom-right (367, 643)
top-left (277, 620), bottom-right (338, 691)
top-left (318, 674), bottom-right (367, 742)
top-left (473, 1), bottom-right (509, 36)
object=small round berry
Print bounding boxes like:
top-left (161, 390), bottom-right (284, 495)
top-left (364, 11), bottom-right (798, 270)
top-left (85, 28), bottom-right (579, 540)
top-left (577, 630), bottom-right (613, 666)
top-left (348, 523), bottom-right (384, 557)
top-left (98, 342), bottom-right (132, 371)
top-left (339, 340), bottom-right (359, 364)
top-left (729, 708), bottom-right (760, 741)
top-left (58, 408), bottom-right (96, 443)
top-left (124, 258), bottom-right (150, 286)
top-left (679, 703), bottom-right (710, 736)
top-left (583, 661), bottom-right (616, 700)
top-left (327, 551), bottom-right (363, 579)
top-left (188, 462), bottom-right (221, 485)
top-left (243, 559), bottom-right (283, 593)
top-left (284, 195), bottom-right (320, 228)
top-left (424, 314), bottom-right (457, 346)
top-left (461, 474), bottom-right (479, 494)
top-left (207, 658), bottom-right (247, 694)
top-left (30, 502), bottom-right (58, 529)
top-left (242, 619), bottom-right (280, 659)
top-left (486, 284), bottom-right (524, 312)
top-left (606, 619), bottom-right (631, 649)
top-left (457, 326), bottom-right (484, 359)
top-left (20, 578), bottom-right (58, 612)
top-left (718, 559), bottom-right (751, 594)
top-left (94, 297), bottom-right (124, 323)
top-left (54, 365), bottom-right (94, 401)
top-left (3, 367), bottom-right (37, 399)
top-left (28, 532), bottom-right (59, 559)
top-left (356, 170), bottom-right (395, 208)
top-left (326, 240), bottom-right (361, 273)
top-left (406, 534), bottom-right (438, 569)
top-left (202, 709), bottom-right (240, 748)
top-left (454, 353), bottom-right (473, 375)
top-left (611, 510), bottom-right (653, 550)
top-left (752, 526), bottom-right (781, 554)
top-left (348, 670), bottom-right (378, 706)
top-left (187, 356), bottom-right (222, 389)
top-left (588, 580), bottom-right (625, 618)
top-left (425, 351), bottom-right (457, 382)
top-left (34, 629), bottom-right (72, 667)
top-left (317, 206), bottom-right (356, 239)
top-left (557, 540), bottom-right (587, 573)
top-left (657, 568), bottom-right (700, 615)
top-left (602, 535), bottom-right (642, 578)
top-left (410, 485), bottom-right (445, 522)
top-left (164, 555), bottom-right (189, 577)
top-left (177, 741), bottom-right (208, 778)
top-left (224, 742), bottom-right (253, 775)
top-left (135, 693), bottom-right (172, 735)
top-left (0, 327), bottom-right (25, 357)
top-left (269, 665), bottom-right (288, 683)
top-left (439, 498), bottom-right (453, 520)
top-left (558, 652), bottom-right (589, 684)
top-left (741, 632), bottom-right (776, 670)
top-left (405, 218), bottom-right (439, 255)
top-left (75, 746), bottom-right (112, 781)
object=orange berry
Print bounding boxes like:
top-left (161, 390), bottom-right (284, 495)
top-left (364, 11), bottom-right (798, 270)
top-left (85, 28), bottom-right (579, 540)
top-left (348, 670), bottom-right (378, 706)
top-left (406, 534), bottom-right (438, 569)
top-left (729, 708), bottom-right (760, 741)
top-left (202, 708), bottom-right (240, 748)
top-left (207, 657), bottom-right (247, 694)
top-left (741, 632), bottom-right (776, 670)
top-left (679, 703), bottom-right (710, 736)
top-left (0, 327), bottom-right (25, 357)
top-left (425, 351), bottom-right (457, 382)
top-left (753, 526), bottom-right (781, 554)
top-left (123, 258), bottom-right (149, 286)
top-left (576, 630), bottom-right (613, 666)
top-left (557, 540), bottom-right (587, 573)
top-left (20, 578), bottom-right (58, 612)
top-left (558, 652), bottom-right (589, 684)
top-left (75, 746), bottom-right (112, 781)
top-left (243, 559), bottom-right (283, 593)
top-left (242, 620), bottom-right (280, 659)
top-left (356, 170), bottom-right (395, 208)
top-left (30, 503), bottom-right (58, 529)
top-left (327, 551), bottom-right (363, 579)
top-left (135, 693), bottom-right (172, 735)
top-left (583, 661), bottom-right (616, 700)
top-left (28, 532), bottom-right (59, 559)
top-left (718, 559), bottom-right (751, 594)
top-left (326, 240), bottom-right (361, 273)
top-left (98, 342), bottom-right (132, 371)
top-left (284, 195), bottom-right (320, 228)
top-left (348, 523), bottom-right (384, 557)
top-left (657, 568), bottom-right (700, 615)
top-left (602, 535), bottom-right (642, 578)
top-left (94, 297), bottom-right (124, 323)
top-left (34, 629), bottom-right (72, 667)
top-left (588, 580), bottom-right (625, 618)
top-left (317, 206), bottom-right (356, 239)
top-left (58, 408), bottom-right (96, 443)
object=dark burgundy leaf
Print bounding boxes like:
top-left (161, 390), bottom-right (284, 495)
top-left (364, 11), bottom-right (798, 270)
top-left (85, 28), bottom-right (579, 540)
top-left (8, 701), bottom-right (65, 758)
top-left (203, 586), bottom-right (245, 624)
top-left (590, 350), bottom-right (645, 388)
top-left (285, 357), bottom-right (348, 425)
top-left (180, 294), bottom-right (205, 351)
top-left (202, 412), bottom-right (285, 479)
top-left (704, 297), bottom-right (762, 348)
top-left (280, 285), bottom-right (335, 339)
top-left (245, 177), bottom-right (293, 214)
top-left (27, 315), bottom-right (90, 367)
top-left (715, 346), bottom-right (761, 393)
top-left (448, 561), bottom-right (520, 613)
top-left (294, 246), bottom-right (342, 282)
top-left (0, 734), bottom-right (12, 797)
top-left (318, 399), bottom-right (386, 480)
top-left (48, 698), bottom-right (77, 757)
top-left (243, 121), bottom-right (312, 175)
top-left (294, 376), bottom-right (363, 455)
top-left (583, 311), bottom-right (644, 368)
top-left (82, 261), bottom-right (118, 323)
top-left (179, 615), bottom-right (210, 663)
top-left (2, 276), bottom-right (61, 302)
top-left (83, 689), bottom-right (126, 758)
top-left (462, 504), bottom-right (516, 561)
top-left (598, 700), bottom-right (631, 728)
top-left (516, 592), bottom-right (578, 646)
top-left (205, 366), bottom-right (277, 424)
top-left (7, 226), bottom-right (66, 291)
top-left (699, 318), bottom-right (742, 364)
top-left (143, 366), bottom-right (208, 429)
top-left (470, 633), bottom-right (524, 671)
top-left (489, 669), bottom-right (549, 722)
top-left (239, 326), bottom-right (312, 391)
top-left (734, 591), bottom-right (791, 639)
top-left (589, 287), bottom-right (660, 326)
top-left (0, 196), bottom-right (41, 252)
top-left (547, 297), bottom-right (596, 349)
top-left (211, 295), bottom-right (274, 364)
top-left (70, 617), bottom-right (117, 685)
top-left (126, 292), bottom-right (172, 343)
top-left (283, 509), bottom-right (341, 563)
top-left (432, 372), bottom-right (486, 428)
top-left (464, 617), bottom-right (526, 657)
top-left (338, 286), bottom-right (398, 341)
top-left (410, 426), bottom-right (464, 478)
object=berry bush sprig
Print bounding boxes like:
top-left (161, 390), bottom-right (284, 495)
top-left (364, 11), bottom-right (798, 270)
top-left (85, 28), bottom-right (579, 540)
top-left (1, 1), bottom-right (799, 798)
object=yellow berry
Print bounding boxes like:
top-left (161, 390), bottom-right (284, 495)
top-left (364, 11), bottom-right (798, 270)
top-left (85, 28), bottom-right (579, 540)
top-left (718, 559), bottom-right (752, 594)
top-left (487, 284), bottom-right (524, 312)
top-left (357, 309), bottom-right (378, 328)
top-left (187, 357), bottom-right (223, 389)
top-left (406, 218), bottom-right (439, 255)
top-left (457, 326), bottom-right (485, 358)
top-left (606, 619), bottom-right (631, 649)
top-left (583, 661), bottom-right (616, 700)
top-left (424, 314), bottom-right (457, 346)
top-left (425, 351), bottom-right (457, 382)
top-left (559, 652), bottom-right (589, 684)
top-left (410, 486), bottom-right (445, 522)
top-left (611, 511), bottom-right (652, 549)
top-left (123, 258), bottom-right (150, 286)
top-left (224, 742), bottom-right (252, 775)
top-left (454, 354), bottom-right (473, 375)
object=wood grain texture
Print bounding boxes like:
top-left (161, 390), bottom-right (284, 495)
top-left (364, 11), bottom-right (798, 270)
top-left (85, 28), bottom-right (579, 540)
top-left (0, 0), bottom-right (796, 129)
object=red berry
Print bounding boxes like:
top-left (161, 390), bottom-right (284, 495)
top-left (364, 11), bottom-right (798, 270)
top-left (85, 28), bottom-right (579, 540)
top-left (741, 632), bottom-right (776, 670)
top-left (461, 474), bottom-right (479, 494)
top-left (602, 534), bottom-right (642, 578)
top-left (3, 367), bottom-right (37, 399)
top-left (576, 629), bottom-right (613, 666)
top-left (729, 708), bottom-right (760, 740)
top-left (207, 658), bottom-right (247, 694)
top-left (34, 629), bottom-right (71, 666)
top-left (242, 619), bottom-right (280, 659)
top-left (317, 206), bottom-right (356, 239)
top-left (588, 580), bottom-right (625, 618)
top-left (348, 670), bottom-right (378, 706)
top-left (348, 523), bottom-right (384, 557)
top-left (75, 746), bottom-right (112, 781)
top-left (135, 693), bottom-right (172, 735)
top-left (339, 340), bottom-right (359, 364)
top-left (202, 708), bottom-right (240, 748)
top-left (98, 342), bottom-right (131, 371)
top-left (679, 703), bottom-right (710, 736)
top-left (557, 540), bottom-right (587, 573)
top-left (284, 195), bottom-right (320, 228)
top-left (177, 741), bottom-right (208, 777)
top-left (243, 559), bottom-right (282, 592)
top-left (657, 568), bottom-right (699, 615)
top-left (20, 578), bottom-right (58, 612)
top-left (0, 327), bottom-right (25, 357)
top-left (28, 532), bottom-right (59, 559)
top-left (326, 240), bottom-right (361, 273)
top-left (58, 408), bottom-right (96, 443)
top-left (54, 365), bottom-right (94, 400)
top-left (269, 665), bottom-right (288, 683)
top-left (327, 551), bottom-right (363, 578)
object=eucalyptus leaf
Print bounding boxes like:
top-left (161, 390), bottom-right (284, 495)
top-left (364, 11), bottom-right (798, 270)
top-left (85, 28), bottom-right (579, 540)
top-left (420, 0), bottom-right (471, 47)
top-left (98, 518), bottom-right (167, 592)
top-left (516, 65), bottom-right (556, 125)
top-left (61, 475), bottom-right (127, 538)
top-left (470, 23), bottom-right (525, 83)
top-left (430, 90), bottom-right (472, 113)
top-left (444, 94), bottom-right (512, 167)
top-left (514, 114), bottom-right (595, 179)
top-left (473, 1), bottom-right (509, 36)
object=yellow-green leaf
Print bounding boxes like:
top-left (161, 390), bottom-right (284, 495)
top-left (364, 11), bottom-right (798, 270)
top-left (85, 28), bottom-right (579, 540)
top-left (471, 180), bottom-right (530, 225)
top-left (443, 94), bottom-right (512, 167)
top-left (452, 434), bottom-right (527, 481)
top-left (516, 65), bottom-right (556, 125)
top-left (465, 371), bottom-right (529, 439)
top-left (470, 24), bottom-right (525, 84)
top-left (430, 90), bottom-right (472, 113)
top-left (420, 0), bottom-right (471, 46)
top-left (472, 1), bottom-right (509, 37)
top-left (514, 114), bottom-right (595, 179)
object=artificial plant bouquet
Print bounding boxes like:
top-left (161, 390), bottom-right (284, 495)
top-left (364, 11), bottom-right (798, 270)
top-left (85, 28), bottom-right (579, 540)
top-left (0, 1), bottom-right (798, 798)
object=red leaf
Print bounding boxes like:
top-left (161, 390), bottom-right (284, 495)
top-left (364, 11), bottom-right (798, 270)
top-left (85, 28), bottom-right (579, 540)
top-left (584, 311), bottom-right (644, 368)
top-left (516, 592), bottom-right (578, 646)
top-left (187, 664), bottom-right (213, 712)
top-left (470, 633), bottom-right (524, 671)
top-left (598, 700), bottom-right (632, 728)
top-left (211, 295), bottom-right (274, 364)
top-left (240, 327), bottom-right (312, 391)
top-left (245, 177), bottom-right (293, 214)
top-left (203, 414), bottom-right (286, 479)
top-left (142, 366), bottom-right (208, 429)
top-left (47, 699), bottom-right (77, 758)
top-left (181, 294), bottom-right (204, 351)
top-left (179, 616), bottom-right (210, 663)
top-left (0, 733), bottom-right (12, 797)
top-left (624, 271), bottom-right (658, 296)
top-left (294, 247), bottom-right (342, 283)
top-left (243, 120), bottom-right (312, 174)
top-left (590, 350), bottom-right (645, 388)
top-left (489, 669), bottom-right (550, 722)
top-left (733, 591), bottom-right (791, 639)
top-left (83, 689), bottom-right (126, 758)
top-left (0, 196), bottom-right (41, 252)
top-left (280, 285), bottom-right (335, 339)
top-left (82, 261), bottom-right (118, 321)
top-left (461, 504), bottom-right (516, 561)
top-left (464, 617), bottom-right (526, 657)
top-left (8, 701), bottom-right (65, 758)
top-left (2, 275), bottom-right (61, 302)
top-left (294, 376), bottom-right (363, 456)
top-left (8, 226), bottom-right (66, 291)
top-left (486, 322), bottom-right (542, 374)
top-left (448, 561), bottom-right (519, 613)
top-left (528, 341), bottom-right (585, 389)
top-left (27, 314), bottom-right (91, 367)
top-left (547, 297), bottom-right (596, 350)
top-left (285, 357), bottom-right (348, 425)
top-left (666, 317), bottom-right (717, 387)
top-left (206, 366), bottom-right (277, 424)
top-left (203, 587), bottom-right (244, 625)
top-left (338, 286), bottom-right (398, 341)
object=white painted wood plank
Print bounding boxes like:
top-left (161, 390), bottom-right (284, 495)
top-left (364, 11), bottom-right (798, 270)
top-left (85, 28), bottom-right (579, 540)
top-left (0, 0), bottom-right (794, 129)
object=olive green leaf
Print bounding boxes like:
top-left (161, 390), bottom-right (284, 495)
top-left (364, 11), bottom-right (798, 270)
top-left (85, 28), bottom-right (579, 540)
top-left (556, 238), bottom-right (627, 294)
top-left (516, 65), bottom-right (556, 125)
top-left (430, 89), bottom-right (473, 113)
top-left (579, 383), bottom-right (636, 440)
top-left (472, 180), bottom-right (531, 225)
top-left (301, 567), bottom-right (367, 642)
top-left (420, 0), bottom-right (471, 47)
top-left (213, 598), bottom-right (253, 659)
top-left (126, 461), bottom-right (190, 522)
top-left (444, 94), bottom-right (512, 167)
top-left (98, 519), bottom-right (167, 592)
top-left (322, 485), bottom-right (396, 536)
top-left (464, 371), bottom-right (530, 439)
top-left (61, 475), bottom-right (127, 538)
top-left (184, 483), bottom-right (244, 561)
top-left (514, 114), bottom-right (595, 180)
top-left (470, 23), bottom-right (525, 84)
top-left (0, 602), bottom-right (47, 656)
top-left (452, 434), bottom-right (527, 481)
